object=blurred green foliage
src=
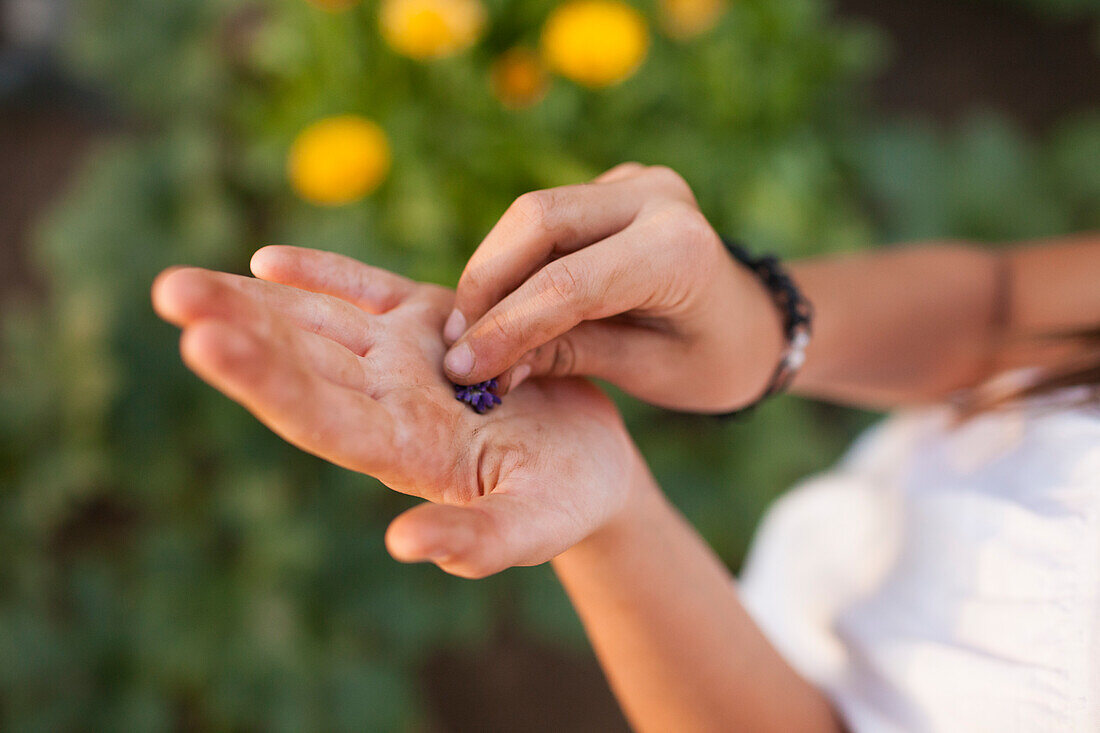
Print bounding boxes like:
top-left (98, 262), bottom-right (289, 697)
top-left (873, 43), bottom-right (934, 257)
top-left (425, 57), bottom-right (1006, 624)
top-left (1, 0), bottom-right (1097, 729)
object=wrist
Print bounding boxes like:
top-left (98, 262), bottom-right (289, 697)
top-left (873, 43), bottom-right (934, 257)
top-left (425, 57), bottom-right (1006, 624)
top-left (715, 240), bottom-right (813, 413)
top-left (717, 250), bottom-right (787, 409)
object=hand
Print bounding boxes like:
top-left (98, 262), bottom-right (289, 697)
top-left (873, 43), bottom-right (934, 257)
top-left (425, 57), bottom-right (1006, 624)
top-left (442, 163), bottom-right (786, 412)
top-left (152, 247), bottom-right (640, 578)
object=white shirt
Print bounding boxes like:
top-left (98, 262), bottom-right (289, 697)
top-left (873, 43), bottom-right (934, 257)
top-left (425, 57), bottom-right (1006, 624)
top-left (739, 391), bottom-right (1100, 732)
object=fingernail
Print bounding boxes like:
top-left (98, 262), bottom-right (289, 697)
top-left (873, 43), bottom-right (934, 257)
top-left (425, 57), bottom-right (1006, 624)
top-left (510, 364), bottom-right (532, 390)
top-left (444, 342), bottom-right (475, 377)
top-left (443, 309), bottom-right (466, 343)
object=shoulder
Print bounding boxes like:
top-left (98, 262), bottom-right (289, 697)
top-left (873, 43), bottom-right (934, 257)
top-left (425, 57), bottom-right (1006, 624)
top-left (920, 394), bottom-right (1100, 516)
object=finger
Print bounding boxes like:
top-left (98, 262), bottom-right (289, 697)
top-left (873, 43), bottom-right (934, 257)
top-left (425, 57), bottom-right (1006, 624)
top-left (181, 320), bottom-right (393, 476)
top-left (492, 321), bottom-right (601, 393)
top-left (444, 225), bottom-right (662, 384)
top-left (494, 319), bottom-right (672, 394)
top-left (446, 176), bottom-right (655, 343)
top-left (250, 245), bottom-right (416, 314)
top-left (385, 491), bottom-right (578, 579)
top-left (154, 267), bottom-right (369, 390)
top-left (447, 166), bottom-right (697, 345)
top-left (153, 266), bottom-right (376, 355)
top-left (593, 161), bottom-right (646, 184)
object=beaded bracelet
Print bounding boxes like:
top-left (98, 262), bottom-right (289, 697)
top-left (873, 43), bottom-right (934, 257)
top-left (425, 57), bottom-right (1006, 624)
top-left (717, 239), bottom-right (813, 418)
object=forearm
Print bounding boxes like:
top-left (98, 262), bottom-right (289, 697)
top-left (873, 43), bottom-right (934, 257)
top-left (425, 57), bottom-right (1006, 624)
top-left (786, 243), bottom-right (1000, 408)
top-left (786, 233), bottom-right (1100, 409)
top-left (552, 452), bottom-right (841, 733)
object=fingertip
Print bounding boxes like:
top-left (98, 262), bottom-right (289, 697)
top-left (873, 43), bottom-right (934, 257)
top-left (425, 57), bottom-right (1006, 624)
top-left (151, 267), bottom-right (214, 325)
top-left (509, 364), bottom-right (533, 391)
top-left (151, 265), bottom-right (185, 319)
top-left (152, 264), bottom-right (187, 295)
top-left (442, 308), bottom-right (466, 344)
top-left (384, 518), bottom-right (425, 563)
top-left (385, 505), bottom-right (476, 565)
top-left (249, 245), bottom-right (292, 280)
top-left (492, 362), bottom-right (531, 396)
top-left (443, 342), bottom-right (476, 381)
top-left (385, 508), bottom-right (441, 564)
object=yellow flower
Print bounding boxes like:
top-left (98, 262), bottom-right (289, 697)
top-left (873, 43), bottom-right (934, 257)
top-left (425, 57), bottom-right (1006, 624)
top-left (541, 0), bottom-right (649, 89)
top-left (379, 0), bottom-right (487, 60)
top-left (306, 0), bottom-right (360, 11)
top-left (659, 0), bottom-right (726, 39)
top-left (491, 47), bottom-right (550, 109)
top-left (287, 116), bottom-right (391, 206)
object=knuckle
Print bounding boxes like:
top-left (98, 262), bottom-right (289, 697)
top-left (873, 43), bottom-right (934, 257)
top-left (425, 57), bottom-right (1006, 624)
top-left (483, 308), bottom-right (514, 342)
top-left (645, 165), bottom-right (693, 199)
top-left (605, 161), bottom-right (645, 178)
top-left (536, 260), bottom-right (583, 307)
top-left (678, 207), bottom-right (715, 245)
top-left (510, 190), bottom-right (554, 233)
top-left (653, 203), bottom-right (715, 254)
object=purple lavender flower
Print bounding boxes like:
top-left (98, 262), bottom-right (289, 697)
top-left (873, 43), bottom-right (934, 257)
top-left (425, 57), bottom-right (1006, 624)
top-left (453, 378), bottom-right (502, 414)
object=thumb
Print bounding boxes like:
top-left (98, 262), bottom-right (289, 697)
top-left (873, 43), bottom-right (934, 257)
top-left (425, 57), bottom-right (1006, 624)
top-left (384, 491), bottom-right (577, 579)
top-left (492, 322), bottom-right (621, 394)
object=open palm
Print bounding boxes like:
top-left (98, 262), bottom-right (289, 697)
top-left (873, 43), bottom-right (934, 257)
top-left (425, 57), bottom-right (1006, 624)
top-left (152, 246), bottom-right (637, 578)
